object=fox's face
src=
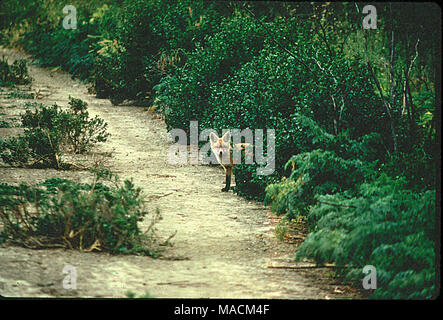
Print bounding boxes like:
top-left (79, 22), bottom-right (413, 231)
top-left (210, 131), bottom-right (231, 162)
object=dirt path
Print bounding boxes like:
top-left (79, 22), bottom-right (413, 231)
top-left (0, 47), bottom-right (362, 299)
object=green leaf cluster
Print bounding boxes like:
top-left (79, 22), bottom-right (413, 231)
top-left (0, 169), bottom-right (159, 256)
top-left (0, 97), bottom-right (109, 168)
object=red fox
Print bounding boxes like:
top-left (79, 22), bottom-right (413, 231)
top-left (209, 131), bottom-right (252, 192)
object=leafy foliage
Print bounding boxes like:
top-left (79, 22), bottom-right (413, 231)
top-left (0, 168), bottom-right (160, 256)
top-left (155, 14), bottom-right (266, 133)
top-left (0, 56), bottom-right (32, 86)
top-left (93, 0), bottom-right (223, 104)
top-left (0, 97), bottom-right (109, 168)
top-left (64, 96), bottom-right (110, 153)
top-left (265, 149), bottom-right (372, 217)
top-left (295, 174), bottom-right (436, 299)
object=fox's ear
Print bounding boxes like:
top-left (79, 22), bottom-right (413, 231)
top-left (222, 131), bottom-right (231, 143)
top-left (209, 132), bottom-right (219, 144)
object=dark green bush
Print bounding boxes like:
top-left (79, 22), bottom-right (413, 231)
top-left (0, 136), bottom-right (32, 166)
top-left (233, 112), bottom-right (334, 201)
top-left (295, 174), bottom-right (436, 299)
top-left (10, 1), bottom-right (111, 82)
top-left (158, 19), bottom-right (386, 200)
top-left (381, 148), bottom-right (436, 192)
top-left (155, 14), bottom-right (266, 133)
top-left (0, 120), bottom-right (11, 128)
top-left (0, 57), bottom-right (32, 86)
top-left (64, 97), bottom-right (110, 153)
top-left (0, 97), bottom-right (109, 168)
top-left (265, 149), bottom-right (373, 217)
top-left (326, 131), bottom-right (386, 163)
top-left (0, 168), bottom-right (160, 256)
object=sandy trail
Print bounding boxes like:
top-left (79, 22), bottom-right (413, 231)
top-left (0, 47), bottom-right (361, 299)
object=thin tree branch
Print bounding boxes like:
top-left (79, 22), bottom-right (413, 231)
top-left (355, 2), bottom-right (398, 153)
top-left (389, 3), bottom-right (396, 109)
top-left (402, 38), bottom-right (420, 116)
top-left (317, 17), bottom-right (334, 58)
top-left (317, 200), bottom-right (357, 208)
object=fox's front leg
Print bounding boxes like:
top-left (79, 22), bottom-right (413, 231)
top-left (221, 166), bottom-right (232, 192)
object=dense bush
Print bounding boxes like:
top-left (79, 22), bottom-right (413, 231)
top-left (155, 14), bottom-right (267, 133)
top-left (0, 56), bottom-right (32, 86)
top-left (0, 97), bottom-right (109, 168)
top-left (264, 125), bottom-right (436, 299)
top-left (265, 149), bottom-right (373, 217)
top-left (295, 174), bottom-right (436, 299)
top-left (63, 97), bottom-right (110, 153)
top-left (0, 168), bottom-right (160, 256)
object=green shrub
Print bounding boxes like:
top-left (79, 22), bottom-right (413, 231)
top-left (233, 112), bottom-right (334, 201)
top-left (0, 0), bottom-right (438, 299)
top-left (381, 148), bottom-right (436, 192)
top-left (265, 149), bottom-right (373, 217)
top-left (0, 120), bottom-right (11, 128)
top-left (0, 103), bottom-right (64, 167)
top-left (0, 57), bottom-right (32, 86)
top-left (94, 0), bottom-right (223, 104)
top-left (13, 1), bottom-right (105, 82)
top-left (325, 131), bottom-right (386, 163)
top-left (0, 97), bottom-right (109, 168)
top-left (155, 14), bottom-right (266, 133)
top-left (5, 89), bottom-right (35, 99)
top-left (159, 19), bottom-right (384, 200)
top-left (295, 174), bottom-right (436, 299)
top-left (64, 97), bottom-right (110, 153)
top-left (0, 168), bottom-right (160, 256)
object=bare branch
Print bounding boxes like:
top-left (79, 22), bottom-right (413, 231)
top-left (317, 200), bottom-right (357, 209)
top-left (389, 3), bottom-right (396, 108)
top-left (402, 38), bottom-right (420, 115)
top-left (355, 2), bottom-right (398, 153)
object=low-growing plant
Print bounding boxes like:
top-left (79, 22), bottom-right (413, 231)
top-left (265, 149), bottom-right (373, 218)
top-left (294, 174), bottom-right (436, 299)
top-left (0, 56), bottom-right (32, 86)
top-left (0, 168), bottom-right (161, 256)
top-left (64, 96), bottom-right (110, 153)
top-left (0, 120), bottom-right (11, 127)
top-left (5, 89), bottom-right (34, 99)
top-left (0, 97), bottom-right (109, 168)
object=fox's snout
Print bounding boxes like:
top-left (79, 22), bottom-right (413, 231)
top-left (210, 132), bottom-right (231, 166)
top-left (214, 146), bottom-right (228, 159)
